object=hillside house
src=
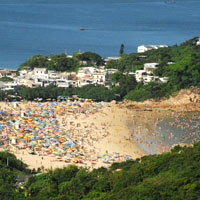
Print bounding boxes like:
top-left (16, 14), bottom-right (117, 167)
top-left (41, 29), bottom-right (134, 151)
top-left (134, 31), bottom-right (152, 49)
top-left (144, 63), bottom-right (158, 74)
top-left (48, 70), bottom-right (61, 80)
top-left (135, 70), bottom-right (147, 82)
top-left (159, 77), bottom-right (169, 83)
top-left (135, 62), bottom-right (168, 84)
top-left (137, 45), bottom-right (168, 53)
top-left (19, 78), bottom-right (35, 88)
top-left (56, 79), bottom-right (75, 88)
top-left (0, 81), bottom-right (5, 90)
top-left (2, 79), bottom-right (20, 91)
top-left (19, 68), bottom-right (31, 77)
top-left (76, 67), bottom-right (116, 87)
top-left (33, 68), bottom-right (48, 79)
top-left (92, 72), bottom-right (106, 85)
top-left (143, 75), bottom-right (159, 83)
top-left (0, 69), bottom-right (17, 78)
top-left (196, 38), bottom-right (200, 46)
top-left (104, 57), bottom-right (120, 65)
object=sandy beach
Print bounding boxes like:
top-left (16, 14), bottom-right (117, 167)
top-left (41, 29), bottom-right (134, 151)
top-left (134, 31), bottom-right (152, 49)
top-left (0, 100), bottom-right (145, 171)
top-left (0, 88), bottom-right (199, 171)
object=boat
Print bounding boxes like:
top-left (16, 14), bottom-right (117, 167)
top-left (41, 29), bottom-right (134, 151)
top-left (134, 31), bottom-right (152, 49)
top-left (80, 28), bottom-right (85, 31)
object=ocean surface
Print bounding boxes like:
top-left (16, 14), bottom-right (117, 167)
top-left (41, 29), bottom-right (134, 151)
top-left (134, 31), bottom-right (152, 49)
top-left (0, 0), bottom-right (200, 69)
top-left (129, 111), bottom-right (200, 154)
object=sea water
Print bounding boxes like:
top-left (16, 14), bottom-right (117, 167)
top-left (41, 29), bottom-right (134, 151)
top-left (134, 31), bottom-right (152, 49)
top-left (129, 111), bottom-right (200, 154)
top-left (0, 0), bottom-right (200, 69)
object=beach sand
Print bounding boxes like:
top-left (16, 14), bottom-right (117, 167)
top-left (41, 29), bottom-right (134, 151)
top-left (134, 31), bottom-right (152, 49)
top-left (1, 87), bottom-right (199, 171)
top-left (0, 101), bottom-right (145, 171)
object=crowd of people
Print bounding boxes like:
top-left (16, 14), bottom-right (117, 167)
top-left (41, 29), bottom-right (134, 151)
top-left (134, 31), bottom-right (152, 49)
top-left (1, 98), bottom-right (199, 170)
top-left (0, 99), bottom-right (133, 169)
top-left (128, 111), bottom-right (200, 154)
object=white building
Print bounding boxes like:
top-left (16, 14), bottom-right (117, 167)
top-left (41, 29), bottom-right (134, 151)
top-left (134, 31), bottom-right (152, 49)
top-left (76, 67), bottom-right (117, 87)
top-left (135, 70), bottom-right (147, 82)
top-left (18, 67), bottom-right (71, 88)
top-left (144, 63), bottom-right (158, 74)
top-left (3, 80), bottom-right (19, 91)
top-left (137, 45), bottom-right (168, 53)
top-left (0, 81), bottom-right (5, 90)
top-left (104, 57), bottom-right (120, 62)
top-left (135, 62), bottom-right (168, 84)
top-left (19, 78), bottom-right (34, 88)
top-left (56, 79), bottom-right (73, 88)
top-left (104, 57), bottom-right (120, 65)
top-left (167, 62), bottom-right (176, 65)
top-left (48, 70), bottom-right (61, 80)
top-left (76, 67), bottom-right (102, 87)
top-left (92, 72), bottom-right (106, 85)
top-left (33, 68), bottom-right (48, 79)
top-left (159, 77), bottom-right (169, 83)
top-left (19, 68), bottom-right (31, 77)
top-left (196, 38), bottom-right (200, 46)
top-left (77, 78), bottom-right (93, 87)
top-left (143, 75), bottom-right (159, 83)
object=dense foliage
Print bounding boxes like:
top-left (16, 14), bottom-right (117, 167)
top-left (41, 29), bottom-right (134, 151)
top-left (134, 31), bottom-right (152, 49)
top-left (76, 52), bottom-right (104, 66)
top-left (19, 52), bottom-right (104, 72)
top-left (2, 142), bottom-right (200, 199)
top-left (0, 77), bottom-right (13, 82)
top-left (16, 85), bottom-right (116, 102)
top-left (124, 82), bottom-right (169, 101)
top-left (19, 53), bottom-right (79, 72)
top-left (0, 151), bottom-right (29, 200)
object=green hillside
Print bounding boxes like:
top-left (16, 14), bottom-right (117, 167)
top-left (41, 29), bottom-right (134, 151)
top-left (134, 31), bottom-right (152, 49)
top-left (106, 37), bottom-right (200, 101)
top-left (1, 142), bottom-right (199, 200)
top-left (0, 151), bottom-right (29, 200)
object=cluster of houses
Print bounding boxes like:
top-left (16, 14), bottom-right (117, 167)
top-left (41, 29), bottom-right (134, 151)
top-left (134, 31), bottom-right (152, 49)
top-left (0, 44), bottom-right (172, 91)
top-left (0, 66), bottom-right (119, 91)
top-left (0, 65), bottom-right (168, 91)
top-left (131, 63), bottom-right (169, 84)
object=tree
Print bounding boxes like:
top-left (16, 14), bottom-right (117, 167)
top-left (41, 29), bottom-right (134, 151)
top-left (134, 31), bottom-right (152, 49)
top-left (19, 55), bottom-right (49, 70)
top-left (48, 53), bottom-right (77, 72)
top-left (77, 52), bottom-right (104, 66)
top-left (18, 53), bottom-right (78, 72)
top-left (105, 60), bottom-right (119, 69)
top-left (119, 44), bottom-right (124, 56)
top-left (0, 77), bottom-right (13, 82)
